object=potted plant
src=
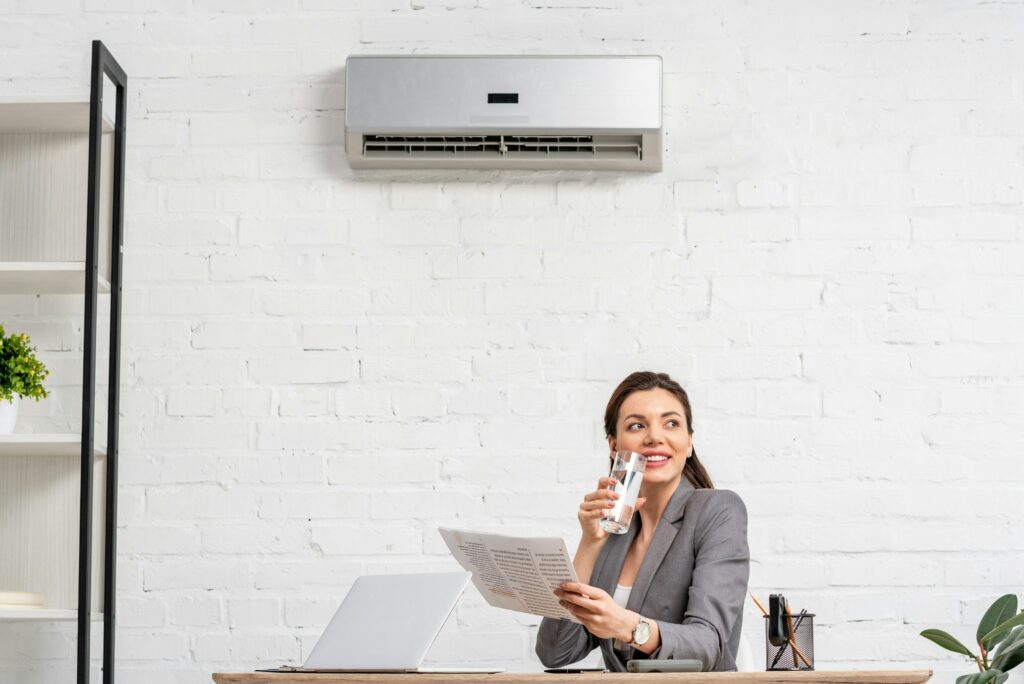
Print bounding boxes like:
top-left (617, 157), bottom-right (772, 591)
top-left (0, 325), bottom-right (50, 433)
top-left (922, 594), bottom-right (1024, 684)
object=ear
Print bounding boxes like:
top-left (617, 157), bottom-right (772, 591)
top-left (607, 435), bottom-right (617, 454)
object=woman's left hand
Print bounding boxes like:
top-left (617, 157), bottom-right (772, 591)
top-left (553, 582), bottom-right (636, 642)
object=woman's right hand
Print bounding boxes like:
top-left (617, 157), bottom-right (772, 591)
top-left (577, 477), bottom-right (620, 543)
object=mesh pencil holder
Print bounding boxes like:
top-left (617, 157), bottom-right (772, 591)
top-left (764, 614), bottom-right (814, 671)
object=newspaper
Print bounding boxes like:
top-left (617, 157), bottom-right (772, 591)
top-left (438, 527), bottom-right (580, 622)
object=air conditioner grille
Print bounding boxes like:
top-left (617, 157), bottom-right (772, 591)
top-left (362, 134), bottom-right (643, 160)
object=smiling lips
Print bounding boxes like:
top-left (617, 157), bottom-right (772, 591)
top-left (643, 450), bottom-right (671, 468)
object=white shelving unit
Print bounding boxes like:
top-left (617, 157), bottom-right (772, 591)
top-left (0, 609), bottom-right (103, 622)
top-left (0, 102), bottom-right (113, 294)
top-left (0, 99), bottom-right (114, 289)
top-left (0, 100), bottom-right (113, 133)
top-left (0, 262), bottom-right (110, 294)
top-left (0, 436), bottom-right (107, 620)
top-left (0, 96), bottom-right (111, 625)
top-left (0, 43), bottom-right (126, 684)
top-left (0, 434), bottom-right (107, 459)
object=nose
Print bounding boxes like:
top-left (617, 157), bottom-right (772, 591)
top-left (644, 424), bottom-right (664, 445)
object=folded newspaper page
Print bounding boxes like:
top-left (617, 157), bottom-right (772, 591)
top-left (439, 527), bottom-right (580, 622)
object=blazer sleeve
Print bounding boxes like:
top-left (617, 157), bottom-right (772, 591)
top-left (535, 616), bottom-right (599, 668)
top-left (650, 490), bottom-right (750, 670)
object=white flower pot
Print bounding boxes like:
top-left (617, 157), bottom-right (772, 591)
top-left (0, 396), bottom-right (18, 434)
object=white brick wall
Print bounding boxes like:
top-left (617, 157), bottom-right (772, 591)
top-left (2, 2), bottom-right (1023, 682)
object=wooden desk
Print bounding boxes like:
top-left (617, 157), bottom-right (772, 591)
top-left (213, 671), bottom-right (932, 684)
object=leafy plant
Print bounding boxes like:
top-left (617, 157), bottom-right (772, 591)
top-left (0, 325), bottom-right (50, 402)
top-left (922, 594), bottom-right (1024, 684)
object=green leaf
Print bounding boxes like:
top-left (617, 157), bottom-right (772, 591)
top-left (972, 671), bottom-right (1005, 684)
top-left (992, 638), bottom-right (1024, 673)
top-left (982, 611), bottom-right (1024, 647)
top-left (993, 627), bottom-right (1023, 657)
top-left (921, 629), bottom-right (976, 657)
top-left (980, 596), bottom-right (1019, 649)
top-left (956, 672), bottom-right (999, 684)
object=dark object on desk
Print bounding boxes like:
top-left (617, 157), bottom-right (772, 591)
top-left (543, 667), bottom-right (606, 673)
top-left (765, 612), bottom-right (815, 671)
top-left (768, 593), bottom-right (790, 646)
top-left (626, 659), bottom-right (702, 673)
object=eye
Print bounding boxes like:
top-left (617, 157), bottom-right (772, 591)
top-left (666, 419), bottom-right (680, 428)
top-left (627, 421), bottom-right (645, 430)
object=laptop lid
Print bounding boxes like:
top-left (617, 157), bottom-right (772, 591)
top-left (303, 572), bottom-right (472, 671)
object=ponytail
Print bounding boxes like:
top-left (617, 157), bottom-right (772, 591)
top-left (683, 448), bottom-right (714, 489)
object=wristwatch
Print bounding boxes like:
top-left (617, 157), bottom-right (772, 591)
top-left (629, 615), bottom-right (651, 647)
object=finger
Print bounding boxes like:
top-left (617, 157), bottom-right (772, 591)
top-left (559, 599), bottom-right (600, 619)
top-left (559, 592), bottom-right (597, 609)
top-left (581, 501), bottom-right (615, 511)
top-left (635, 496), bottom-right (647, 510)
top-left (560, 602), bottom-right (588, 623)
top-left (584, 488), bottom-right (619, 502)
top-left (559, 582), bottom-right (605, 600)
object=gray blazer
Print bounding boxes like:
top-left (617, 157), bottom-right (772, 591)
top-left (535, 480), bottom-right (749, 672)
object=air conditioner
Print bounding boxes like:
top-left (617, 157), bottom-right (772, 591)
top-left (344, 55), bottom-right (662, 171)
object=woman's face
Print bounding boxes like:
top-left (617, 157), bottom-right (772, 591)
top-left (608, 388), bottom-right (692, 489)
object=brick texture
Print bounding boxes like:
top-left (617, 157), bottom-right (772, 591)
top-left (2, 2), bottom-right (1022, 682)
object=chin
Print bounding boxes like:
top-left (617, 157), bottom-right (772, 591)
top-left (647, 469), bottom-right (682, 483)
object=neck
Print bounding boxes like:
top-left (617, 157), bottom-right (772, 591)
top-left (636, 475), bottom-right (683, 542)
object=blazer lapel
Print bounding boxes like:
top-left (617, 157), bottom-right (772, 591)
top-left (593, 522), bottom-right (637, 596)
top-left (626, 479), bottom-right (695, 613)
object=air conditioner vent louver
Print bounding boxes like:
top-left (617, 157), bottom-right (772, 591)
top-left (345, 56), bottom-right (662, 170)
top-left (362, 134), bottom-right (643, 161)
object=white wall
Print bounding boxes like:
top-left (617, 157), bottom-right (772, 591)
top-left (1, 1), bottom-right (1023, 682)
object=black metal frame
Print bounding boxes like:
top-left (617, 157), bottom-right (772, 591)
top-left (79, 39), bottom-right (126, 684)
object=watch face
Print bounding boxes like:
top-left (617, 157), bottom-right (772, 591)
top-left (634, 619), bottom-right (651, 645)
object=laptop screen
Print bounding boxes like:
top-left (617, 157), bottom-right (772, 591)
top-left (303, 572), bottom-right (471, 671)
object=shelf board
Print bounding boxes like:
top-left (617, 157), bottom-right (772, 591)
top-left (0, 100), bottom-right (114, 133)
top-left (0, 262), bottom-right (111, 294)
top-left (0, 608), bottom-right (103, 622)
top-left (0, 434), bottom-right (106, 458)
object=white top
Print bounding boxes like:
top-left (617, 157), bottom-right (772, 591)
top-left (613, 584), bottom-right (632, 608)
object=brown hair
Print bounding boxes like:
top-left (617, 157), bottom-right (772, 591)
top-left (603, 371), bottom-right (714, 489)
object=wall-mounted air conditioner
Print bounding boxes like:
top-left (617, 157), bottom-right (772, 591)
top-left (344, 55), bottom-right (662, 171)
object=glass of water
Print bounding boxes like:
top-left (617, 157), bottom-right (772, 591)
top-left (599, 450), bottom-right (647, 535)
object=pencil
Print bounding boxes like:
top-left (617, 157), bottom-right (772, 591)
top-left (783, 602), bottom-right (812, 669)
top-left (750, 593), bottom-right (769, 617)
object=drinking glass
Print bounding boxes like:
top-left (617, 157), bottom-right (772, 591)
top-left (599, 450), bottom-right (647, 535)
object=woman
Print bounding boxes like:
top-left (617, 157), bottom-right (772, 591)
top-left (535, 371), bottom-right (749, 672)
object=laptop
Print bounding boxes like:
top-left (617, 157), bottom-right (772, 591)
top-left (261, 572), bottom-right (503, 674)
